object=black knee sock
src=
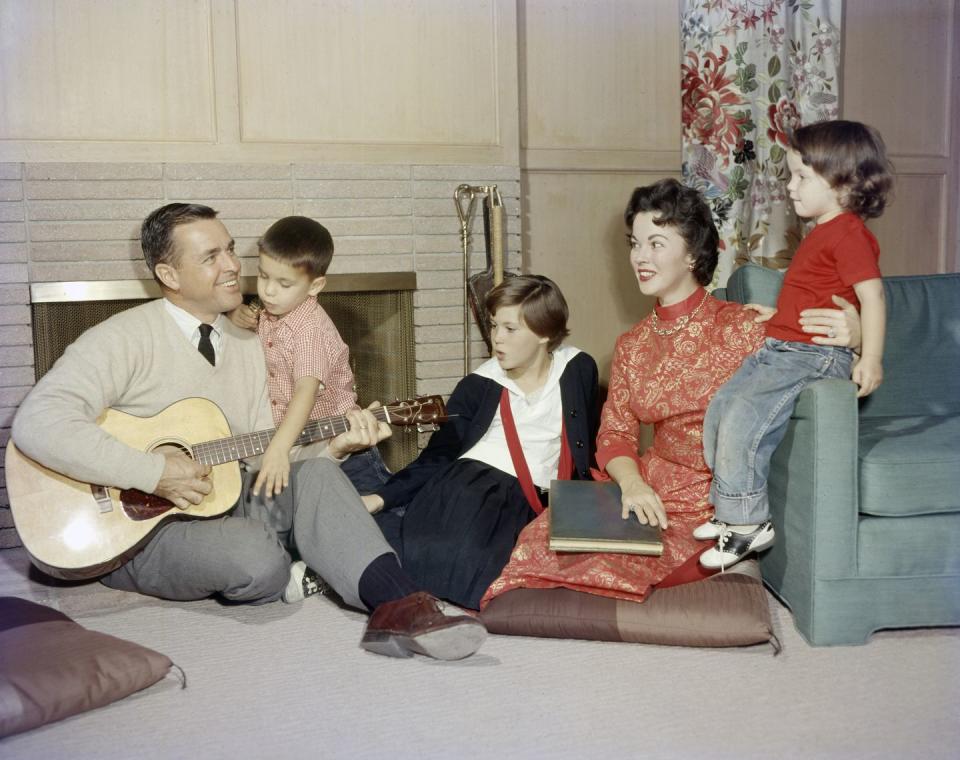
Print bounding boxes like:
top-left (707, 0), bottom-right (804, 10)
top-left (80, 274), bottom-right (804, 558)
top-left (358, 552), bottom-right (419, 610)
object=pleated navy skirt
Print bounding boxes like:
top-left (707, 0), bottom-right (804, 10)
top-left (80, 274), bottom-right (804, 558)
top-left (374, 458), bottom-right (538, 609)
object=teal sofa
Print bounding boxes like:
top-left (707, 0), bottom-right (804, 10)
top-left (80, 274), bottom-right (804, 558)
top-left (716, 264), bottom-right (960, 645)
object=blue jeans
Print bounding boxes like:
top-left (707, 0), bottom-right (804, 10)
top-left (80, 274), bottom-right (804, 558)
top-left (340, 445), bottom-right (392, 495)
top-left (703, 338), bottom-right (854, 525)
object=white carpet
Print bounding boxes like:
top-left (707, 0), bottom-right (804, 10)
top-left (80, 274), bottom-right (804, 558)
top-left (2, 547), bottom-right (958, 759)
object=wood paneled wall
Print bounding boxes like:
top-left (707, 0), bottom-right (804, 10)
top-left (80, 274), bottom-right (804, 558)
top-left (0, 0), bottom-right (519, 165)
top-left (842, 0), bottom-right (959, 275)
top-left (521, 0), bottom-right (959, 384)
top-left (520, 0), bottom-right (682, 379)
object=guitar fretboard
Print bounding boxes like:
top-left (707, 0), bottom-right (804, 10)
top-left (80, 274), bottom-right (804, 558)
top-left (189, 407), bottom-right (391, 466)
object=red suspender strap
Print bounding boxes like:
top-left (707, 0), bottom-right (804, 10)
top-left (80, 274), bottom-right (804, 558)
top-left (557, 420), bottom-right (573, 481)
top-left (498, 387), bottom-right (545, 515)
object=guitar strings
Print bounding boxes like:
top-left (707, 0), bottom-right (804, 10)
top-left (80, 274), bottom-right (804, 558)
top-left (188, 401), bottom-right (440, 466)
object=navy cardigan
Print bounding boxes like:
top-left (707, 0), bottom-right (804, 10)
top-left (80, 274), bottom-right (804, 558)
top-left (377, 350), bottom-right (600, 510)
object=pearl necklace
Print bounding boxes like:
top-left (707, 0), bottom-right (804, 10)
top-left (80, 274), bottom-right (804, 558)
top-left (649, 290), bottom-right (710, 337)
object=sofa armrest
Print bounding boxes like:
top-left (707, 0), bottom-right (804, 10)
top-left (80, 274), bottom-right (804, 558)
top-left (767, 377), bottom-right (860, 580)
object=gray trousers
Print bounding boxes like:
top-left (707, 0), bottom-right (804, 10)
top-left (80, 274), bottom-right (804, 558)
top-left (101, 457), bottom-right (395, 609)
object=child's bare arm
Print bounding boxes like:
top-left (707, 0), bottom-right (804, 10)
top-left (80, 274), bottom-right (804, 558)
top-left (227, 303), bottom-right (259, 331)
top-left (851, 278), bottom-right (885, 398)
top-left (253, 376), bottom-right (321, 498)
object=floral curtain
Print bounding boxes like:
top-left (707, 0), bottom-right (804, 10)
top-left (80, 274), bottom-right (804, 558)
top-left (681, 0), bottom-right (842, 287)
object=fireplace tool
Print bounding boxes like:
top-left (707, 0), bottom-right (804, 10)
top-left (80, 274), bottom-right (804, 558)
top-left (454, 183), bottom-right (507, 374)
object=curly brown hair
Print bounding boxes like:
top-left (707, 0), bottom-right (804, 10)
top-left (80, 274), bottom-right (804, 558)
top-left (788, 120), bottom-right (893, 219)
top-left (624, 178), bottom-right (719, 287)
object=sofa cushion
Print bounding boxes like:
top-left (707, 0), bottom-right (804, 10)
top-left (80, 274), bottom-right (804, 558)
top-left (858, 513), bottom-right (960, 576)
top-left (0, 597), bottom-right (175, 738)
top-left (859, 415), bottom-right (960, 517)
top-left (859, 273), bottom-right (960, 419)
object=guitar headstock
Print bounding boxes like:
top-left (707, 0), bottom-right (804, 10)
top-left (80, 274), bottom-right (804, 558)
top-left (384, 396), bottom-right (448, 427)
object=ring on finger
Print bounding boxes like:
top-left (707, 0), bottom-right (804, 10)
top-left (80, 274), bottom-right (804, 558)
top-left (828, 327), bottom-right (836, 338)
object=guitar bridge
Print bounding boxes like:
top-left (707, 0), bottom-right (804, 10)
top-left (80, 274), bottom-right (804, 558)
top-left (91, 485), bottom-right (113, 513)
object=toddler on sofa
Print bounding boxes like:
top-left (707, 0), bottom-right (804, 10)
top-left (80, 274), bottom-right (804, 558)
top-left (698, 120), bottom-right (893, 569)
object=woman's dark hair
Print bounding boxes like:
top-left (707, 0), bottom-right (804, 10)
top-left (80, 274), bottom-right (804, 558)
top-left (140, 203), bottom-right (219, 283)
top-left (624, 178), bottom-right (719, 286)
top-left (485, 275), bottom-right (570, 353)
top-left (788, 120), bottom-right (893, 219)
top-left (259, 216), bottom-right (334, 279)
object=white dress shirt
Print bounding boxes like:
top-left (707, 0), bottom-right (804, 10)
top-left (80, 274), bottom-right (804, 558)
top-left (163, 299), bottom-right (226, 364)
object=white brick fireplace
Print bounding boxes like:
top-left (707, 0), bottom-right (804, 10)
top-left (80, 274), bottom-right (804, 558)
top-left (0, 161), bottom-right (520, 547)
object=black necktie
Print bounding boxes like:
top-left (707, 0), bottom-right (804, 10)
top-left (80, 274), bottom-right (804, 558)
top-left (198, 323), bottom-right (216, 366)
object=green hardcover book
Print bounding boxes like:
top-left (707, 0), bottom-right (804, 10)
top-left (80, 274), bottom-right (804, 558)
top-left (549, 480), bottom-right (663, 556)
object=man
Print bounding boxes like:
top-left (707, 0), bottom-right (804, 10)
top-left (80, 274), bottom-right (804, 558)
top-left (11, 203), bottom-right (485, 661)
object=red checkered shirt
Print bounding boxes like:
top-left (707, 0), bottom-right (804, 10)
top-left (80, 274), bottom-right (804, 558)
top-left (257, 297), bottom-right (358, 427)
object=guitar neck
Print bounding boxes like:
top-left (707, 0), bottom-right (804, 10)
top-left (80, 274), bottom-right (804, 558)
top-left (189, 407), bottom-right (390, 466)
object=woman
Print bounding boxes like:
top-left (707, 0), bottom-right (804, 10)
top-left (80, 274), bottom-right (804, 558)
top-left (364, 275), bottom-right (599, 610)
top-left (482, 178), bottom-right (860, 607)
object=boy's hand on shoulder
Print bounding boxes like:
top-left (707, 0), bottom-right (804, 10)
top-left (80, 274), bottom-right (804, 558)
top-left (227, 303), bottom-right (259, 331)
top-left (852, 355), bottom-right (883, 398)
top-left (253, 443), bottom-right (291, 499)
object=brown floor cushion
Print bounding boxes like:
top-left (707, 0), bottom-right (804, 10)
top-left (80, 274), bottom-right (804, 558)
top-left (0, 596), bottom-right (177, 737)
top-left (481, 560), bottom-right (779, 650)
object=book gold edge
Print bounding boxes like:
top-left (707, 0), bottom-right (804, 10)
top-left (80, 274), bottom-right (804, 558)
top-left (548, 539), bottom-right (664, 556)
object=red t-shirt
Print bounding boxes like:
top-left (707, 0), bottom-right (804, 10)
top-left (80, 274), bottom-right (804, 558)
top-left (766, 213), bottom-right (881, 343)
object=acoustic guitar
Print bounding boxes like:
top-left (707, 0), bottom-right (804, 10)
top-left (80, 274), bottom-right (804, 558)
top-left (5, 395), bottom-right (446, 581)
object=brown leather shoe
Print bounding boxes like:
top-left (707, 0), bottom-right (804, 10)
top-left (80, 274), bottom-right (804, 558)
top-left (360, 592), bottom-right (487, 660)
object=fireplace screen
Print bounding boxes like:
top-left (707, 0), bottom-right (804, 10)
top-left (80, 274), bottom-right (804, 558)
top-left (29, 275), bottom-right (418, 472)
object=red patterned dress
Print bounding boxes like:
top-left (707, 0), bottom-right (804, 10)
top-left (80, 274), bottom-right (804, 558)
top-left (480, 287), bottom-right (765, 607)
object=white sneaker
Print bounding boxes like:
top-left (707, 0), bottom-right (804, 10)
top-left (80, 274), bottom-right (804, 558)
top-left (692, 516), bottom-right (723, 541)
top-left (699, 521), bottom-right (776, 571)
top-left (282, 561), bottom-right (331, 603)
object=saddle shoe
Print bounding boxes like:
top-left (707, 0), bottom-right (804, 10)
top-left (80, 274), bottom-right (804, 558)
top-left (699, 521), bottom-right (776, 571)
top-left (282, 561), bottom-right (333, 603)
top-left (692, 516), bottom-right (724, 541)
top-left (361, 592), bottom-right (487, 661)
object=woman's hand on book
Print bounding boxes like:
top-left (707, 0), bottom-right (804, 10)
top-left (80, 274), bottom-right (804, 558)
top-left (618, 474), bottom-right (668, 529)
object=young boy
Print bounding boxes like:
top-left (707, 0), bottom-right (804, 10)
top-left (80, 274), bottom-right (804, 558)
top-left (698, 120), bottom-right (893, 570)
top-left (231, 216), bottom-right (391, 501)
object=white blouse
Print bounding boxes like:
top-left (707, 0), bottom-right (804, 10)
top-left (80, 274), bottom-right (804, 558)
top-left (460, 345), bottom-right (581, 489)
